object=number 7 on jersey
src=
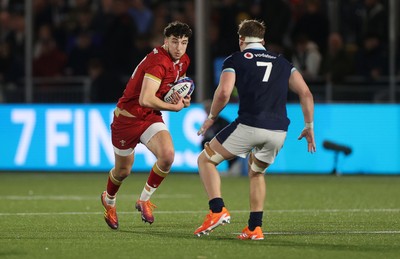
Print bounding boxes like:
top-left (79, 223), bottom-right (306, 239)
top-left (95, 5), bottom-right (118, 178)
top-left (256, 61), bottom-right (272, 82)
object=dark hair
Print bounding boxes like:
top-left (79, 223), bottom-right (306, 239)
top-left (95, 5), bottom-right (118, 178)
top-left (237, 19), bottom-right (265, 39)
top-left (164, 21), bottom-right (192, 38)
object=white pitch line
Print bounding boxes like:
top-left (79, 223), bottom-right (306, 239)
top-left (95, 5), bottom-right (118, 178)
top-left (233, 230), bottom-right (400, 236)
top-left (2, 196), bottom-right (399, 215)
top-left (1, 194), bottom-right (192, 200)
top-left (262, 208), bottom-right (400, 213)
top-left (0, 208), bottom-right (399, 217)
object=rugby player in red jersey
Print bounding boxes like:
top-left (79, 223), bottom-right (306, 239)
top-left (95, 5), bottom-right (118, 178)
top-left (100, 21), bottom-right (192, 229)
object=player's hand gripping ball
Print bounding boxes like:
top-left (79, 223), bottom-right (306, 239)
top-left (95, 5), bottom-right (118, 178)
top-left (164, 77), bottom-right (195, 103)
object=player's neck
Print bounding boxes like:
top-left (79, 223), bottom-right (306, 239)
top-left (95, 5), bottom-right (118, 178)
top-left (243, 42), bottom-right (265, 51)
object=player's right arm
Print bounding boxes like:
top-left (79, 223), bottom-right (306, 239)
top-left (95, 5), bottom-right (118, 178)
top-left (289, 69), bottom-right (316, 153)
top-left (210, 71), bottom-right (235, 117)
top-left (198, 69), bottom-right (235, 136)
top-left (139, 76), bottom-right (184, 112)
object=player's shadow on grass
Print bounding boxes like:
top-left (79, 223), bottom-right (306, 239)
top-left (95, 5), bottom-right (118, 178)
top-left (118, 228), bottom-right (400, 253)
top-left (118, 227), bottom-right (238, 241)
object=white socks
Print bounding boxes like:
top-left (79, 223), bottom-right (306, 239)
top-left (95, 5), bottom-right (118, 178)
top-left (105, 192), bottom-right (116, 207)
top-left (139, 183), bottom-right (157, 201)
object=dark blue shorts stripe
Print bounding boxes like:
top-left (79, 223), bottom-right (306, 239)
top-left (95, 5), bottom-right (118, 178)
top-left (216, 120), bottom-right (238, 144)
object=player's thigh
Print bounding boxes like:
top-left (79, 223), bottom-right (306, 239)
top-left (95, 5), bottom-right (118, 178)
top-left (209, 137), bottom-right (236, 161)
top-left (145, 130), bottom-right (174, 159)
top-left (253, 129), bottom-right (287, 164)
top-left (216, 122), bottom-right (256, 158)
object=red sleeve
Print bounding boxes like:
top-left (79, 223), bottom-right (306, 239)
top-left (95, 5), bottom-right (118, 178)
top-left (142, 50), bottom-right (168, 82)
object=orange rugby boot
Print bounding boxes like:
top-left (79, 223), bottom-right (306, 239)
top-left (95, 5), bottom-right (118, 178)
top-left (194, 207), bottom-right (231, 236)
top-left (135, 199), bottom-right (157, 224)
top-left (237, 226), bottom-right (264, 240)
top-left (100, 191), bottom-right (118, 230)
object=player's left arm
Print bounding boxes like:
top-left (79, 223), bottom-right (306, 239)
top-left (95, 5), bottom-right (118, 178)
top-left (289, 70), bottom-right (316, 153)
top-left (139, 76), bottom-right (184, 112)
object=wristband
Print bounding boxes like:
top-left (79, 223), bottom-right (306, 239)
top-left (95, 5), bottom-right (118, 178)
top-left (208, 113), bottom-right (217, 120)
top-left (305, 122), bottom-right (314, 129)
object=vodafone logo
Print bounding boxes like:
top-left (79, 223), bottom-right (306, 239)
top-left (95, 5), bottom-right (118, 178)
top-left (244, 52), bottom-right (253, 59)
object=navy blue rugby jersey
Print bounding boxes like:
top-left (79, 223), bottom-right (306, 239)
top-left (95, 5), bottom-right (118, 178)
top-left (222, 44), bottom-right (295, 131)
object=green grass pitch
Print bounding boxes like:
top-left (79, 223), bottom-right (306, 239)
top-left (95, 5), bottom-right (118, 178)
top-left (0, 172), bottom-right (399, 259)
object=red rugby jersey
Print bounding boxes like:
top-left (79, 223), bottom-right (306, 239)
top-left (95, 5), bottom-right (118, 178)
top-left (116, 46), bottom-right (190, 118)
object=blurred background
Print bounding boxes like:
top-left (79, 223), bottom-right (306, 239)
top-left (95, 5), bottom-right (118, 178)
top-left (0, 0), bottom-right (398, 103)
top-left (0, 0), bottom-right (399, 174)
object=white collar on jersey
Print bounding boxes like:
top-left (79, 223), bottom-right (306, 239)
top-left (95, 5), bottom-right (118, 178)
top-left (243, 36), bottom-right (263, 43)
top-left (244, 42), bottom-right (266, 51)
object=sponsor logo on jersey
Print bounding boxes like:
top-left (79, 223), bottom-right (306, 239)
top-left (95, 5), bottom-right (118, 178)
top-left (254, 53), bottom-right (277, 59)
top-left (244, 52), bottom-right (254, 59)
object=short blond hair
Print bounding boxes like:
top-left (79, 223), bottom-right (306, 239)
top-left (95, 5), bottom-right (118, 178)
top-left (237, 19), bottom-right (266, 39)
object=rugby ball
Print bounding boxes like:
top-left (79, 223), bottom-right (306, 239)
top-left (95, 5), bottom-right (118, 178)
top-left (164, 77), bottom-right (195, 103)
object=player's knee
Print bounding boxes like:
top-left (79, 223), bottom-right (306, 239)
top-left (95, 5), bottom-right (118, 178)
top-left (248, 153), bottom-right (269, 174)
top-left (197, 151), bottom-right (208, 166)
top-left (157, 147), bottom-right (175, 168)
top-left (114, 167), bottom-right (131, 180)
top-left (201, 142), bottom-right (225, 165)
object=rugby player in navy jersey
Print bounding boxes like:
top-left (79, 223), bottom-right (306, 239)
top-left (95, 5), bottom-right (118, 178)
top-left (194, 19), bottom-right (316, 240)
top-left (100, 21), bottom-right (192, 229)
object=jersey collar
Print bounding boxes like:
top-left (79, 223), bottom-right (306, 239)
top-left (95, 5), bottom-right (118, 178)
top-left (244, 43), bottom-right (266, 51)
